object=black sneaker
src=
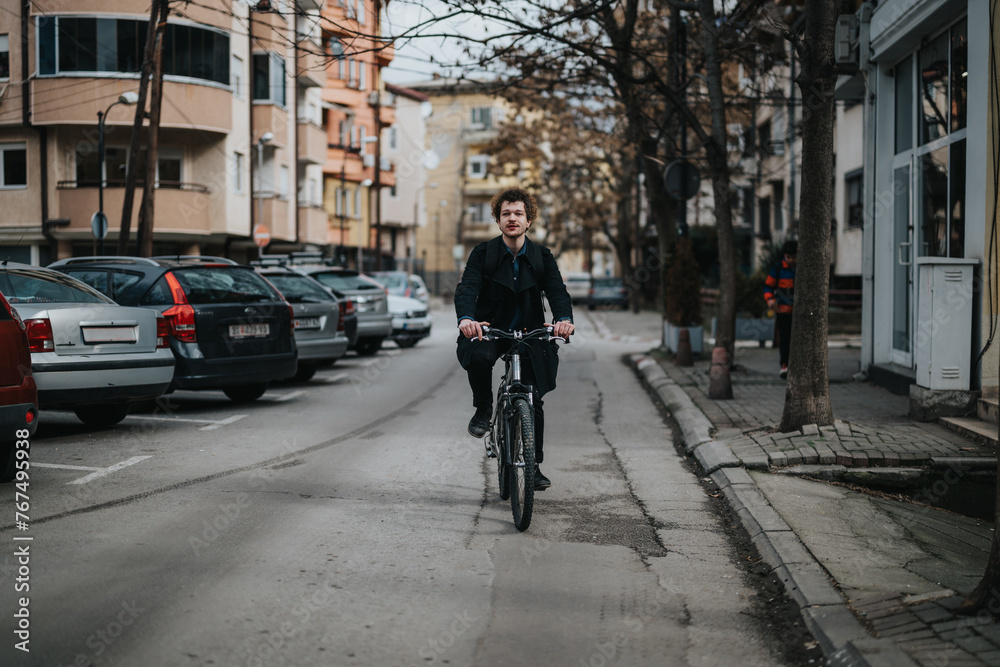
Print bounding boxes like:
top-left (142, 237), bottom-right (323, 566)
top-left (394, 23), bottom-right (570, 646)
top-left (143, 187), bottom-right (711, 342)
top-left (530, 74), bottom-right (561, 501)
top-left (468, 407), bottom-right (491, 438)
top-left (534, 465), bottom-right (551, 491)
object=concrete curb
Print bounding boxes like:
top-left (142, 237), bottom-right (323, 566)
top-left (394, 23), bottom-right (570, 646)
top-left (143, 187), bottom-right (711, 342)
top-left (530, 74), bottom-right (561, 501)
top-left (629, 354), bottom-right (900, 667)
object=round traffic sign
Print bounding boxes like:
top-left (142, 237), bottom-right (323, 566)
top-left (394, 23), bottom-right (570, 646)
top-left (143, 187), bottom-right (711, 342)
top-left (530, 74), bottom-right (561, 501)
top-left (253, 224), bottom-right (271, 248)
top-left (663, 160), bottom-right (701, 200)
top-left (91, 212), bottom-right (108, 239)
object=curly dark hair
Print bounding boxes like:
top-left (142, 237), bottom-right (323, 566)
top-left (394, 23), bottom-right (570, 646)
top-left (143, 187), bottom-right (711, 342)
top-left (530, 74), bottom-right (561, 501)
top-left (490, 187), bottom-right (538, 223)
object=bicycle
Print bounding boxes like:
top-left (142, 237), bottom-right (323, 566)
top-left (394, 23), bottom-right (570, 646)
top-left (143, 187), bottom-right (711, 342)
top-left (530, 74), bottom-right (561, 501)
top-left (481, 325), bottom-right (566, 531)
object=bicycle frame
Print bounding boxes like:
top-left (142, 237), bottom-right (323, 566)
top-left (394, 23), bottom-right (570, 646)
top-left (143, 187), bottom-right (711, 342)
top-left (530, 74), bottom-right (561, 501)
top-left (488, 338), bottom-right (536, 467)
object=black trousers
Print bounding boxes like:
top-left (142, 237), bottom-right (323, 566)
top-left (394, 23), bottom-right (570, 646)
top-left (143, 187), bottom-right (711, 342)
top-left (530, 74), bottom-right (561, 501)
top-left (467, 340), bottom-right (546, 464)
top-left (776, 312), bottom-right (793, 366)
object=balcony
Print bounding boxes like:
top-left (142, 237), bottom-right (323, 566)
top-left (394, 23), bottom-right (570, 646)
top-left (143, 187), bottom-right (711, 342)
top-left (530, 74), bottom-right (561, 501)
top-left (296, 40), bottom-right (328, 88)
top-left (32, 79), bottom-right (233, 133)
top-left (297, 203), bottom-right (329, 245)
top-left (55, 182), bottom-right (213, 238)
top-left (297, 119), bottom-right (327, 164)
top-left (253, 105), bottom-right (290, 148)
top-left (374, 40), bottom-right (395, 67)
top-left (250, 5), bottom-right (286, 46)
top-left (257, 195), bottom-right (293, 241)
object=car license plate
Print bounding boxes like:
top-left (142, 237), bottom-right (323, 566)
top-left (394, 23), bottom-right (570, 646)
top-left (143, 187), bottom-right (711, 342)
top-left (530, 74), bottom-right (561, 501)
top-left (229, 323), bottom-right (269, 338)
top-left (82, 327), bottom-right (136, 343)
top-left (294, 317), bottom-right (320, 330)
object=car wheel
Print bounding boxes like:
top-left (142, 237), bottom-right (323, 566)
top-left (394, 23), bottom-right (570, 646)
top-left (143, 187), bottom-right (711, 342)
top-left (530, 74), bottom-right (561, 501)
top-left (396, 338), bottom-right (417, 349)
top-left (74, 404), bottom-right (132, 427)
top-left (292, 364), bottom-right (317, 382)
top-left (223, 384), bottom-right (268, 403)
top-left (355, 337), bottom-right (383, 356)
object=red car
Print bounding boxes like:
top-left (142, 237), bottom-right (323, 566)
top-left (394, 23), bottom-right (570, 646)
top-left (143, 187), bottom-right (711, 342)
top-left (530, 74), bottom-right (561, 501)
top-left (0, 291), bottom-right (38, 483)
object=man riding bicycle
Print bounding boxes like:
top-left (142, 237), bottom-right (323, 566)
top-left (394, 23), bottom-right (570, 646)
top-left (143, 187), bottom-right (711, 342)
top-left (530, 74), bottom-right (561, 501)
top-left (455, 187), bottom-right (575, 490)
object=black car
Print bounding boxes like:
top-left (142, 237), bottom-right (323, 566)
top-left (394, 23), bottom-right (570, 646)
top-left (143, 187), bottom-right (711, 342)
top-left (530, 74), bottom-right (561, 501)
top-left (49, 256), bottom-right (297, 402)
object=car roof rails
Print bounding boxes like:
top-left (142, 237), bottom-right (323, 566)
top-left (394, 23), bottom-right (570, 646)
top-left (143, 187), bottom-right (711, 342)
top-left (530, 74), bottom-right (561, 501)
top-left (248, 254), bottom-right (291, 267)
top-left (48, 256), bottom-right (160, 267)
top-left (286, 251), bottom-right (339, 266)
top-left (152, 255), bottom-right (239, 265)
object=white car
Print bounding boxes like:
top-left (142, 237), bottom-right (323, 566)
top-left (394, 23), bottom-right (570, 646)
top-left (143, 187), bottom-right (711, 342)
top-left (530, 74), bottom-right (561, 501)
top-left (387, 294), bottom-right (431, 348)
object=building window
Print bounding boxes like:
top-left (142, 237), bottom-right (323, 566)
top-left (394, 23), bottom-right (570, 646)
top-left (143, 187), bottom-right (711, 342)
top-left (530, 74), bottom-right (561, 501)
top-left (357, 0), bottom-right (366, 25)
top-left (234, 152), bottom-right (244, 193)
top-left (470, 107), bottom-right (492, 129)
top-left (467, 155), bottom-right (489, 179)
top-left (37, 17), bottom-right (229, 85)
top-left (388, 126), bottom-right (397, 151)
top-left (845, 169), bottom-right (863, 228)
top-left (468, 202), bottom-right (491, 224)
top-left (359, 62), bottom-right (366, 90)
top-left (0, 144), bottom-right (27, 188)
top-left (253, 53), bottom-right (286, 107)
top-left (757, 119), bottom-right (772, 156)
top-left (354, 188), bottom-right (361, 218)
top-left (232, 54), bottom-right (243, 98)
top-left (895, 18), bottom-right (968, 258)
top-left (278, 165), bottom-right (289, 199)
top-left (0, 35), bottom-right (9, 80)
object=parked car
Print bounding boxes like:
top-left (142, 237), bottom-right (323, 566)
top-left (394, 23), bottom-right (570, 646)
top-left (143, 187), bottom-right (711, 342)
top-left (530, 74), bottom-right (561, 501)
top-left (588, 276), bottom-right (630, 310)
top-left (371, 271), bottom-right (430, 305)
top-left (254, 266), bottom-right (349, 381)
top-left (387, 294), bottom-right (432, 348)
top-left (0, 291), bottom-right (38, 482)
top-left (294, 269), bottom-right (391, 356)
top-left (0, 263), bottom-right (175, 426)
top-left (49, 256), bottom-right (297, 403)
top-left (563, 272), bottom-right (593, 304)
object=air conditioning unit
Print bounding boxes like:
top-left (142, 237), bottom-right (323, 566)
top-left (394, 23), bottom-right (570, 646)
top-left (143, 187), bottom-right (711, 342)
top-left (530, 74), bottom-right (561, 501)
top-left (362, 154), bottom-right (375, 168)
top-left (771, 141), bottom-right (785, 156)
top-left (367, 91), bottom-right (380, 106)
top-left (834, 14), bottom-right (860, 67)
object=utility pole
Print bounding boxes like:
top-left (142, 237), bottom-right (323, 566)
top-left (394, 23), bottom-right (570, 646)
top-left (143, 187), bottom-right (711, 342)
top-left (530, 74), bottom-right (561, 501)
top-left (117, 0), bottom-right (164, 254)
top-left (373, 91), bottom-right (383, 270)
top-left (137, 0), bottom-right (167, 258)
top-left (339, 164), bottom-right (347, 265)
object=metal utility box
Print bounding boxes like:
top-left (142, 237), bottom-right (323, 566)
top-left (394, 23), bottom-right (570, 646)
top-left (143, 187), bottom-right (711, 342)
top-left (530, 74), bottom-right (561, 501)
top-left (914, 258), bottom-right (977, 391)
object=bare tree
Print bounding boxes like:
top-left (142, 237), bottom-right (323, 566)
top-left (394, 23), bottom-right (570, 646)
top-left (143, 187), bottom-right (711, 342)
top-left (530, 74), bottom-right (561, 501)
top-left (779, 0), bottom-right (836, 430)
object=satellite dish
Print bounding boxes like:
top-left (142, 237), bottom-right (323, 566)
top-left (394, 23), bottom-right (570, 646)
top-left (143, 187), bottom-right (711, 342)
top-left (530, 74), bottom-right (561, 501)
top-left (422, 150), bottom-right (440, 169)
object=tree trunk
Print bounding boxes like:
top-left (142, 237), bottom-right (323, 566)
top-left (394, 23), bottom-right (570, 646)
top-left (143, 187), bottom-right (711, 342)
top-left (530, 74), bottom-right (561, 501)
top-left (697, 0), bottom-right (736, 395)
top-left (961, 460), bottom-right (1000, 613)
top-left (779, 0), bottom-right (836, 430)
top-left (117, 0), bottom-right (164, 254)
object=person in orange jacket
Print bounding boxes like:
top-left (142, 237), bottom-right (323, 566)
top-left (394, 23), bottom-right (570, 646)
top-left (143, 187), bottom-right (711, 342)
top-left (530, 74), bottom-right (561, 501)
top-left (763, 240), bottom-right (797, 379)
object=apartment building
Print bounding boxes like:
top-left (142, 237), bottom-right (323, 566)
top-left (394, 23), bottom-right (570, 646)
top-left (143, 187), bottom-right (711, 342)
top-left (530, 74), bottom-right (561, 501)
top-left (0, 0), bottom-right (394, 265)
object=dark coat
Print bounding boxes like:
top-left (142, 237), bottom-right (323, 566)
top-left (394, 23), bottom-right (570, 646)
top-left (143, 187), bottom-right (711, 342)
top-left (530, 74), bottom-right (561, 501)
top-left (454, 236), bottom-right (573, 396)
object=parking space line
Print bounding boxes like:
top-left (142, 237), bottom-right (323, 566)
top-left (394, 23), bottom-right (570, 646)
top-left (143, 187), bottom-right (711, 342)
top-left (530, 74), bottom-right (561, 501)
top-left (33, 462), bottom-right (103, 472)
top-left (199, 415), bottom-right (248, 431)
top-left (272, 390), bottom-right (305, 402)
top-left (67, 456), bottom-right (151, 485)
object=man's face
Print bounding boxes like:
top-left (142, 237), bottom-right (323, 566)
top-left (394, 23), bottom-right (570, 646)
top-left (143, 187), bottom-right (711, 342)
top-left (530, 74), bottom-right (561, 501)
top-left (497, 201), bottom-right (531, 238)
top-left (785, 253), bottom-right (797, 267)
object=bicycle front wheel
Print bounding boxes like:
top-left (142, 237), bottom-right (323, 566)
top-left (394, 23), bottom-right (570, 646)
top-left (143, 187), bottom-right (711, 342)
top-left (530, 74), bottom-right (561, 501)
top-left (509, 397), bottom-right (536, 531)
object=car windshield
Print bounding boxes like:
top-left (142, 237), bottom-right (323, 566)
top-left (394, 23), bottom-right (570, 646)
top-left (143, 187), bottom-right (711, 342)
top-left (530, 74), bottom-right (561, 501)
top-left (173, 267), bottom-right (278, 304)
top-left (312, 272), bottom-right (381, 291)
top-left (0, 268), bottom-right (113, 305)
top-left (265, 274), bottom-right (334, 303)
top-left (371, 273), bottom-right (407, 294)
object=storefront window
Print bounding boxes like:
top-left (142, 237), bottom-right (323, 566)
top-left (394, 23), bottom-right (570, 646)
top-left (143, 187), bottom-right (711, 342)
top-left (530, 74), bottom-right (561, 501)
top-left (919, 31), bottom-right (949, 145)
top-left (950, 20), bottom-right (967, 133)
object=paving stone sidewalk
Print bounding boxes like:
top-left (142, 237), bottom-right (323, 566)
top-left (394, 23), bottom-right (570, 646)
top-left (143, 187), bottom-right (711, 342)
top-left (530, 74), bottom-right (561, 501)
top-left (657, 343), bottom-right (995, 471)
top-left (635, 341), bottom-right (999, 667)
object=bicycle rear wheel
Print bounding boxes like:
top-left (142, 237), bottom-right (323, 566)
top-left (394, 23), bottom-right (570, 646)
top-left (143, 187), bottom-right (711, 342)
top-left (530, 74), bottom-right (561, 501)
top-left (509, 397), bottom-right (536, 531)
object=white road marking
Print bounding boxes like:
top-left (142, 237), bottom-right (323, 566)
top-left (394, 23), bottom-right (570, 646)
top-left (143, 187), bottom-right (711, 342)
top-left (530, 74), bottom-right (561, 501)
top-left (199, 415), bottom-right (248, 431)
top-left (272, 390), bottom-right (305, 402)
top-left (67, 456), bottom-right (151, 485)
top-left (127, 414), bottom-right (248, 430)
top-left (33, 462), bottom-right (103, 472)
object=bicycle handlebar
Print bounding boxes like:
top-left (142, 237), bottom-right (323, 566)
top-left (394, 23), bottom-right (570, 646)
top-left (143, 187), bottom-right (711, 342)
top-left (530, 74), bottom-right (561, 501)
top-left (480, 325), bottom-right (570, 343)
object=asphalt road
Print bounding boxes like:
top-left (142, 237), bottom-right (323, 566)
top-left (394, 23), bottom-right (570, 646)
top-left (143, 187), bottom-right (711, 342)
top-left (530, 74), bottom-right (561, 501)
top-left (1, 306), bottom-right (814, 666)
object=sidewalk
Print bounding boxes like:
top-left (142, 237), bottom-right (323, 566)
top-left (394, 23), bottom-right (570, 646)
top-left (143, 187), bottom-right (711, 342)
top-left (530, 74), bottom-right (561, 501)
top-left (630, 340), bottom-right (999, 667)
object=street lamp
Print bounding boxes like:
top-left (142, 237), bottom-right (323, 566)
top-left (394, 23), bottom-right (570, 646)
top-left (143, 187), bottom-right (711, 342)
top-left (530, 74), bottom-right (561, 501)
top-left (96, 91), bottom-right (139, 254)
top-left (256, 132), bottom-right (274, 257)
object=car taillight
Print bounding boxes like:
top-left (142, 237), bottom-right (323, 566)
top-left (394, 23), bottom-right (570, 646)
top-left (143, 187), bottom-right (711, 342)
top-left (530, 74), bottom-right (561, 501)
top-left (162, 304), bottom-right (197, 342)
top-left (25, 318), bottom-right (54, 353)
top-left (336, 302), bottom-right (345, 331)
top-left (25, 407), bottom-right (36, 425)
top-left (344, 299), bottom-right (356, 315)
top-left (156, 315), bottom-right (170, 348)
